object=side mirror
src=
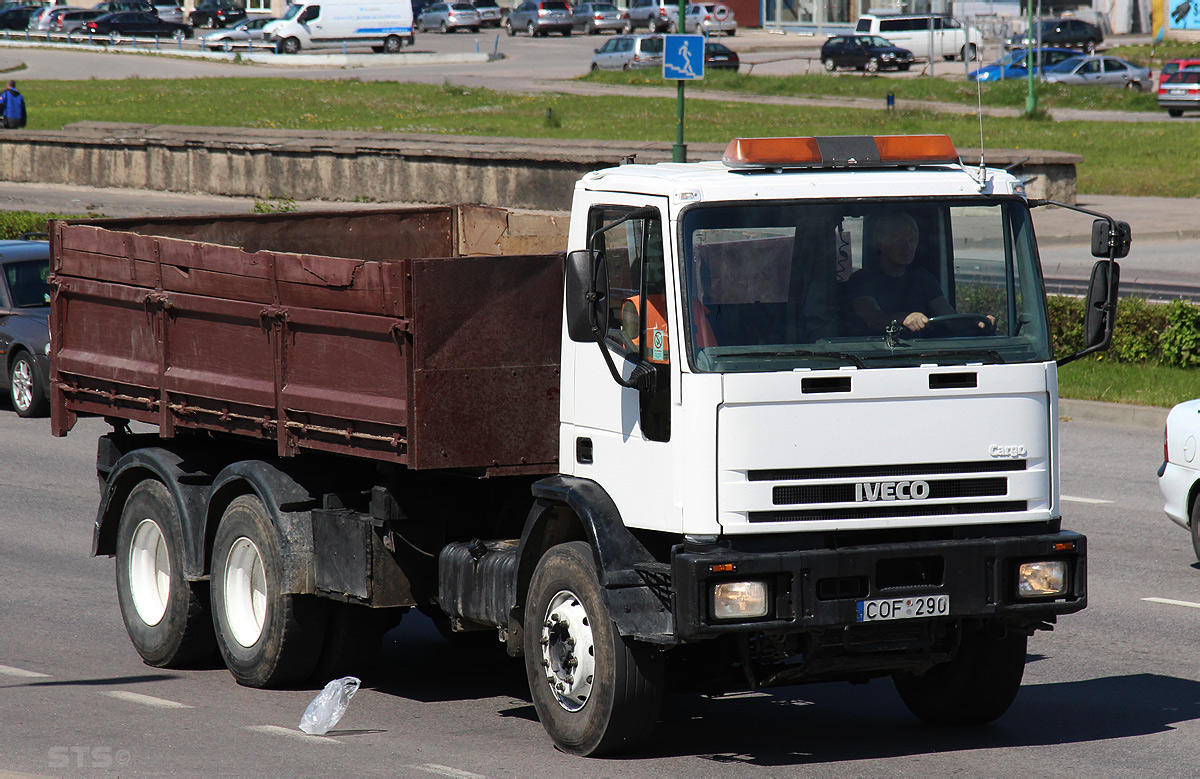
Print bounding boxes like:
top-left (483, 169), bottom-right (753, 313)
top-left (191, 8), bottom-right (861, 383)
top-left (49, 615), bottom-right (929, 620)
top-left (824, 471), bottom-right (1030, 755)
top-left (564, 249), bottom-right (608, 343)
top-left (1082, 259), bottom-right (1120, 349)
top-left (1091, 218), bottom-right (1131, 259)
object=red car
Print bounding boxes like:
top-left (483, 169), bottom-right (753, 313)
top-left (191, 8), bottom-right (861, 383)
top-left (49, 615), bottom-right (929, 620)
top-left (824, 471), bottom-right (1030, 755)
top-left (1158, 58), bottom-right (1200, 89)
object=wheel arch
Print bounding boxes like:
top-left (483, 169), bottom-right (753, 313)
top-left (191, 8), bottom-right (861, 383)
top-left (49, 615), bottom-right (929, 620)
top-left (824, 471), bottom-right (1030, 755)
top-left (1187, 478), bottom-right (1200, 528)
top-left (513, 475), bottom-right (675, 647)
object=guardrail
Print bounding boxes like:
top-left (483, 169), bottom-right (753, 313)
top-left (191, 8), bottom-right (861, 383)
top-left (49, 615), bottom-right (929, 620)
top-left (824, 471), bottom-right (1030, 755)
top-left (1, 28), bottom-right (197, 50)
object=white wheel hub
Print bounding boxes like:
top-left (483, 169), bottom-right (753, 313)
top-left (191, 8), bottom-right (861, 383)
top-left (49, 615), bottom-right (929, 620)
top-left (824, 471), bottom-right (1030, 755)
top-left (128, 518), bottom-right (170, 626)
top-left (10, 359), bottom-right (32, 412)
top-left (223, 536), bottom-right (267, 648)
top-left (539, 589), bottom-right (597, 712)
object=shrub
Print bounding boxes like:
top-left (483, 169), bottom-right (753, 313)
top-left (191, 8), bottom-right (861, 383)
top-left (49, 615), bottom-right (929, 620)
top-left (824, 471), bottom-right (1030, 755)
top-left (0, 211), bottom-right (90, 240)
top-left (1047, 294), bottom-right (1200, 367)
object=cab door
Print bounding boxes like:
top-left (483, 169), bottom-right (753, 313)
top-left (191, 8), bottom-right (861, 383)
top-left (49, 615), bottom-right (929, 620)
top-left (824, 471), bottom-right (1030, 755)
top-left (565, 198), bottom-right (680, 534)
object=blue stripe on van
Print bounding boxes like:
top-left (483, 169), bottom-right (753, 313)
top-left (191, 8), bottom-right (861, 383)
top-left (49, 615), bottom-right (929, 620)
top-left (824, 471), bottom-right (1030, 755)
top-left (354, 25), bottom-right (412, 33)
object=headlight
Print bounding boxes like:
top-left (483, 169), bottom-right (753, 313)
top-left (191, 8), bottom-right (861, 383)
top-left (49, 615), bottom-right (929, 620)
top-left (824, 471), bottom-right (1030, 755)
top-left (882, 53), bottom-right (894, 59)
top-left (1017, 561), bottom-right (1068, 598)
top-left (712, 580), bottom-right (768, 619)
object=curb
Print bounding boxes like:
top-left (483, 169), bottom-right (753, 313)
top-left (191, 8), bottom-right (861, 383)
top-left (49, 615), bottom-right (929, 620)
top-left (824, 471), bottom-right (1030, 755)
top-left (1059, 398), bottom-right (1167, 430)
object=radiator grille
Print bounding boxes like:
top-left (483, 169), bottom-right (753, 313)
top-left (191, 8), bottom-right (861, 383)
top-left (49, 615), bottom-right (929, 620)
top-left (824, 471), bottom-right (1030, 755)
top-left (774, 477), bottom-right (1007, 506)
top-left (749, 500), bottom-right (1028, 523)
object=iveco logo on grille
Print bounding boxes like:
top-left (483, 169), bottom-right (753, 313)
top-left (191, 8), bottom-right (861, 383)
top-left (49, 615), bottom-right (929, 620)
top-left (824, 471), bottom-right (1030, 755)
top-left (854, 480), bottom-right (932, 502)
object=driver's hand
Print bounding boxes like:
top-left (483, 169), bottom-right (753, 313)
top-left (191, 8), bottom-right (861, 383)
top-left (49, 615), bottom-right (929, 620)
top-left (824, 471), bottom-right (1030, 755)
top-left (902, 312), bottom-right (929, 332)
top-left (977, 314), bottom-right (996, 330)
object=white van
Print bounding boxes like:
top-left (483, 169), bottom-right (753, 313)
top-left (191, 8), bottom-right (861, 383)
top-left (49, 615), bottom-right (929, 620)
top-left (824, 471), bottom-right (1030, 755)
top-left (854, 14), bottom-right (982, 61)
top-left (266, 0), bottom-right (414, 54)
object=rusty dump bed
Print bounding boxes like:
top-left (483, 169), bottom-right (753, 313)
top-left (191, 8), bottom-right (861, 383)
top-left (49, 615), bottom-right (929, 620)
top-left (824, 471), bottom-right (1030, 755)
top-left (49, 206), bottom-right (564, 474)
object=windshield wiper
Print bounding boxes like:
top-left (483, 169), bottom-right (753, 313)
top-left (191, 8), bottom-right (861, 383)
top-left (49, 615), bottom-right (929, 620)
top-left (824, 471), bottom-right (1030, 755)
top-left (876, 349), bottom-right (1006, 365)
top-left (726, 348), bottom-right (867, 368)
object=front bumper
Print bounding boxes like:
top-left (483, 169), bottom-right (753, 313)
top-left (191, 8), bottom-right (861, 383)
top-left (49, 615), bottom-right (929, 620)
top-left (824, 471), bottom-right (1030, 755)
top-left (672, 529), bottom-right (1086, 640)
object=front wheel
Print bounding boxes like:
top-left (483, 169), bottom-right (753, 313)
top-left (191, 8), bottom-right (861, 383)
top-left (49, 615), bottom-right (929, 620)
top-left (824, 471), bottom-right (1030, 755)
top-left (1169, 108), bottom-right (1184, 117)
top-left (383, 34), bottom-right (402, 52)
top-left (278, 36), bottom-right (300, 54)
top-left (864, 57), bottom-right (879, 73)
top-left (961, 43), bottom-right (977, 61)
top-left (172, 28), bottom-right (187, 40)
top-left (527, 20), bottom-right (536, 36)
top-left (893, 624), bottom-right (1027, 725)
top-left (524, 542), bottom-right (663, 756)
top-left (211, 495), bottom-right (328, 687)
top-left (505, 18), bottom-right (515, 35)
top-left (822, 57), bottom-right (836, 72)
top-left (9, 351), bottom-right (47, 418)
top-left (115, 480), bottom-right (216, 667)
top-left (621, 19), bottom-right (632, 33)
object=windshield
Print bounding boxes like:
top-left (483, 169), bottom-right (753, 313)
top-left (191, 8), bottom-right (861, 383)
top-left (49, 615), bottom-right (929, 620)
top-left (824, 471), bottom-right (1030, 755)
top-left (4, 259), bottom-right (50, 308)
top-left (1047, 56), bottom-right (1084, 73)
top-left (281, 3), bottom-right (303, 19)
top-left (680, 200), bottom-right (1051, 371)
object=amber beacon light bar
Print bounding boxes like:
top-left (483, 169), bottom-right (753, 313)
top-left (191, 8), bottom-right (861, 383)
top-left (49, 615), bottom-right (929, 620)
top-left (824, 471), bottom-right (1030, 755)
top-left (722, 135), bottom-right (961, 170)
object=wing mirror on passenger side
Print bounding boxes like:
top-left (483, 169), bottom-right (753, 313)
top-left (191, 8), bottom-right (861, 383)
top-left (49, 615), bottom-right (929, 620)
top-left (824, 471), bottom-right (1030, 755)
top-left (1082, 259), bottom-right (1120, 350)
top-left (1091, 218), bottom-right (1131, 259)
top-left (565, 248), bottom-right (609, 343)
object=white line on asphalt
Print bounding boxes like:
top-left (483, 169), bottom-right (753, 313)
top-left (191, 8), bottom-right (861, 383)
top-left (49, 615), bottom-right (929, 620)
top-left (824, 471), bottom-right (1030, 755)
top-left (412, 765), bottom-right (486, 778)
top-left (0, 664), bottom-right (50, 678)
top-left (245, 725), bottom-right (342, 744)
top-left (1143, 597), bottom-right (1200, 610)
top-left (1062, 495), bottom-right (1113, 504)
top-left (104, 691), bottom-right (192, 709)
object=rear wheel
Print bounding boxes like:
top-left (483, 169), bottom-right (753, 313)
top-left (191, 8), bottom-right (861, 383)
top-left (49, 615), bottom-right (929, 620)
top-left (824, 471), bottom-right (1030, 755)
top-left (1189, 498), bottom-right (1200, 561)
top-left (524, 542), bottom-right (664, 756)
top-left (107, 30), bottom-right (120, 44)
top-left (893, 624), bottom-right (1027, 725)
top-left (505, 18), bottom-right (515, 34)
top-left (961, 42), bottom-right (977, 61)
top-left (527, 20), bottom-right (536, 36)
top-left (211, 495), bottom-right (328, 687)
top-left (9, 351), bottom-right (47, 418)
top-left (1125, 80), bottom-right (1143, 91)
top-left (440, 20), bottom-right (449, 32)
top-left (621, 18), bottom-right (631, 33)
top-left (115, 480), bottom-right (216, 667)
top-left (383, 34), bottom-right (402, 52)
top-left (1169, 108), bottom-right (1184, 117)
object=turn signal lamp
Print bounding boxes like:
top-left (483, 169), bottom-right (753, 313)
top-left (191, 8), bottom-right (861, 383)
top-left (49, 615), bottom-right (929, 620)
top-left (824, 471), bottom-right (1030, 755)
top-left (722, 134), bottom-right (959, 170)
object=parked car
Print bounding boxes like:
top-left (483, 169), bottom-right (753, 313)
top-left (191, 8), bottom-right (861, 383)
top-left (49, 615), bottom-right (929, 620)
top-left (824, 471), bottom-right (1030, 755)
top-left (200, 15), bottom-right (273, 48)
top-left (417, 1), bottom-right (480, 32)
top-left (0, 239), bottom-right (51, 418)
top-left (626, 0), bottom-right (674, 32)
top-left (572, 1), bottom-right (624, 34)
top-left (86, 10), bottom-right (193, 38)
top-left (471, 0), bottom-right (502, 26)
top-left (153, 1), bottom-right (183, 23)
top-left (92, 0), bottom-right (156, 13)
top-left (703, 39), bottom-right (737, 70)
top-left (1158, 70), bottom-right (1200, 117)
top-left (1159, 398), bottom-right (1200, 560)
top-left (58, 9), bottom-right (104, 31)
top-left (27, 6), bottom-right (83, 31)
top-left (967, 47), bottom-right (1077, 81)
top-left (1042, 54), bottom-right (1151, 90)
top-left (188, 0), bottom-right (245, 28)
top-left (683, 3), bottom-right (735, 36)
top-left (1007, 17), bottom-right (1103, 51)
top-left (1158, 57), bottom-right (1200, 89)
top-left (506, 0), bottom-right (572, 36)
top-left (590, 32), bottom-right (662, 70)
top-left (0, 6), bottom-right (41, 30)
top-left (820, 34), bottom-right (913, 72)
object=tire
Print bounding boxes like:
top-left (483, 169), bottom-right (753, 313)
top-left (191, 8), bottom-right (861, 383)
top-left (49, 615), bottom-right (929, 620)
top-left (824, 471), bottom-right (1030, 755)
top-left (469, 26), bottom-right (479, 32)
top-left (505, 18), bottom-right (515, 35)
top-left (1169, 108), bottom-right (1184, 118)
top-left (961, 43), bottom-right (977, 61)
top-left (211, 495), bottom-right (328, 688)
top-left (893, 624), bottom-right (1027, 726)
top-left (666, 19), bottom-right (677, 33)
top-left (524, 542), bottom-right (664, 756)
top-left (440, 20), bottom-right (449, 32)
top-left (1125, 80), bottom-right (1143, 92)
top-left (822, 57), bottom-right (836, 72)
top-left (8, 351), bottom-right (47, 418)
top-left (172, 28), bottom-right (187, 41)
top-left (898, 63), bottom-right (911, 71)
top-left (585, 22), bottom-right (595, 34)
top-left (115, 480), bottom-right (216, 668)
top-left (590, 62), bottom-right (598, 71)
top-left (561, 27), bottom-right (571, 35)
top-left (621, 19), bottom-right (631, 33)
top-left (726, 28), bottom-right (734, 36)
top-left (108, 30), bottom-right (120, 44)
top-left (1189, 497), bottom-right (1200, 562)
top-left (865, 57), bottom-right (879, 73)
top-left (279, 36), bottom-right (300, 54)
top-left (383, 34), bottom-right (402, 52)
top-left (527, 20), bottom-right (536, 36)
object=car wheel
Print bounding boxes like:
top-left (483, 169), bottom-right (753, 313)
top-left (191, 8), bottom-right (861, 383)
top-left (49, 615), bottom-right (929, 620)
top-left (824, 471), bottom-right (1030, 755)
top-left (726, 28), bottom-right (734, 36)
top-left (280, 36), bottom-right (300, 53)
top-left (898, 63), bottom-right (911, 71)
top-left (440, 20), bottom-right (449, 32)
top-left (822, 57), bottom-right (836, 72)
top-left (561, 27), bottom-right (571, 35)
top-left (585, 22), bottom-right (595, 34)
top-left (172, 28), bottom-right (186, 40)
top-left (961, 43), bottom-right (977, 61)
top-left (1168, 108), bottom-right (1184, 117)
top-left (383, 34), bottom-right (402, 52)
top-left (1125, 80), bottom-right (1142, 92)
top-left (108, 30), bottom-right (120, 44)
top-left (469, 25), bottom-right (479, 32)
top-left (865, 57), bottom-right (879, 73)
top-left (9, 351), bottom-right (47, 418)
top-left (590, 62), bottom-right (598, 71)
top-left (505, 18), bottom-right (515, 35)
top-left (621, 19), bottom-right (631, 33)
top-left (527, 20), bottom-right (536, 36)
top-left (1189, 497), bottom-right (1200, 562)
top-left (666, 19), bottom-right (677, 32)
top-left (622, 62), bottom-right (630, 70)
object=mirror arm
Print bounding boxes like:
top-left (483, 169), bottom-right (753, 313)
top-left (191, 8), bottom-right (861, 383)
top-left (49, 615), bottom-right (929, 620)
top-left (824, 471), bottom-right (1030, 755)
top-left (595, 340), bottom-right (657, 393)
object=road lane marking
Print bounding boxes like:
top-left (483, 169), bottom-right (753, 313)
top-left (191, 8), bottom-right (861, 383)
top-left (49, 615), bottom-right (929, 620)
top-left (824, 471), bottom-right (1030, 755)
top-left (0, 664), bottom-right (50, 678)
top-left (246, 725), bottom-right (342, 744)
top-left (1062, 495), bottom-right (1113, 504)
top-left (103, 691), bottom-right (192, 709)
top-left (1143, 597), bottom-right (1200, 610)
top-left (412, 765), bottom-right (486, 778)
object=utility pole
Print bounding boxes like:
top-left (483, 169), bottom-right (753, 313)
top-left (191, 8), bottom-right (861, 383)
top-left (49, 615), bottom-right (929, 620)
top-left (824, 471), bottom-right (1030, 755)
top-left (1025, 0), bottom-right (1037, 115)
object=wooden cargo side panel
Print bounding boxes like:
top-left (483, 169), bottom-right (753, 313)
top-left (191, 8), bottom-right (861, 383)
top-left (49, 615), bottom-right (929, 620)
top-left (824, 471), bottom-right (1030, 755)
top-left (409, 253), bottom-right (563, 471)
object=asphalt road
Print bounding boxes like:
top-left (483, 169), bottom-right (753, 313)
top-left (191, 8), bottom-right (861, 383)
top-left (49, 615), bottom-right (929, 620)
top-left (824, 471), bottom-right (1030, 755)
top-left (2, 401), bottom-right (1198, 776)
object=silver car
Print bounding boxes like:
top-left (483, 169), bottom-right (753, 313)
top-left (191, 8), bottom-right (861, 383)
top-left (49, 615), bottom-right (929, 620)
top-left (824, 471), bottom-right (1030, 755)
top-left (506, 0), bottom-right (572, 36)
top-left (683, 3), bottom-right (736, 36)
top-left (471, 0), bottom-right (502, 27)
top-left (1042, 55), bottom-right (1152, 91)
top-left (590, 33), bottom-right (663, 70)
top-left (201, 16), bottom-right (274, 49)
top-left (153, 2), bottom-right (184, 23)
top-left (27, 6), bottom-right (84, 31)
top-left (416, 1), bottom-right (482, 32)
top-left (572, 2), bottom-right (624, 34)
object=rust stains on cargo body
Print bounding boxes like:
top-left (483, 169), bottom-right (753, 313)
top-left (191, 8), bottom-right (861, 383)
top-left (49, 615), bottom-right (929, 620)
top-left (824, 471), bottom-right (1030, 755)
top-left (49, 206), bottom-right (563, 476)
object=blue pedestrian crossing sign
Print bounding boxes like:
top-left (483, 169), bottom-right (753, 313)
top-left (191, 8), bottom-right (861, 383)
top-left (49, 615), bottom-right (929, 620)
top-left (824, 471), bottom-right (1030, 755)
top-left (663, 34), bottom-right (705, 80)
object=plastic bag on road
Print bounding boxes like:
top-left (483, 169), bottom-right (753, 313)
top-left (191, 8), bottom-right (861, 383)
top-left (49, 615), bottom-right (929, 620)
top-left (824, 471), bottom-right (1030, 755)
top-left (299, 676), bottom-right (361, 735)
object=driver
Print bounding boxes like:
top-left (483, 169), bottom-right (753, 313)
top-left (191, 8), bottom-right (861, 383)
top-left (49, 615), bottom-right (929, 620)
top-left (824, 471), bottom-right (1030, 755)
top-left (847, 212), bottom-right (991, 334)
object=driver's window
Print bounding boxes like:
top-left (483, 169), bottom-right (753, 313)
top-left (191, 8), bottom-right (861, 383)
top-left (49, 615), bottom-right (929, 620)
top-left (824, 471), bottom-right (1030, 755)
top-left (301, 5), bottom-right (320, 21)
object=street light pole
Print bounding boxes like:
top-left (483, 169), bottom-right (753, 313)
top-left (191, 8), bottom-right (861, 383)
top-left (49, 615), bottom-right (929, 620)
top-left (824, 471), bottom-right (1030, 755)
top-left (1024, 0), bottom-right (1037, 115)
top-left (673, 0), bottom-right (687, 162)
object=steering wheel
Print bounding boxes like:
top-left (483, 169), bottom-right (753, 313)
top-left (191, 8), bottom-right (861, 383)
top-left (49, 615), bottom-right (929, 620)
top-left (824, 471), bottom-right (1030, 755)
top-left (925, 313), bottom-right (995, 337)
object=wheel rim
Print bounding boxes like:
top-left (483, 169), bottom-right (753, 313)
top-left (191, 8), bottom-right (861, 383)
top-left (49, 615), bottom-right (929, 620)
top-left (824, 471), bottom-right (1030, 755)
top-left (527, 21), bottom-right (535, 34)
top-left (128, 518), bottom-right (170, 626)
top-left (223, 536), bottom-right (267, 648)
top-left (539, 589), bottom-right (597, 712)
top-left (10, 359), bottom-right (32, 412)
